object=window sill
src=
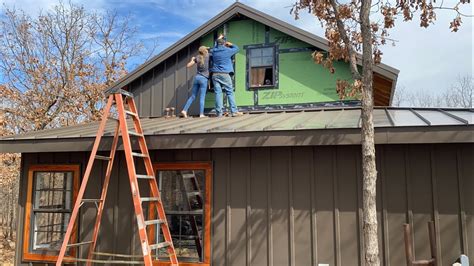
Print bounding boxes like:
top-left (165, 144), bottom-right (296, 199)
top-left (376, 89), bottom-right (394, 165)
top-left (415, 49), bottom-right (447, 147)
top-left (249, 85), bottom-right (277, 90)
top-left (154, 262), bottom-right (210, 266)
top-left (23, 253), bottom-right (75, 263)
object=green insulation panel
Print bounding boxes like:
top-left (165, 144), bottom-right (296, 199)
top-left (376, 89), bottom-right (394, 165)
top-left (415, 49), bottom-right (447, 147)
top-left (201, 18), bottom-right (353, 109)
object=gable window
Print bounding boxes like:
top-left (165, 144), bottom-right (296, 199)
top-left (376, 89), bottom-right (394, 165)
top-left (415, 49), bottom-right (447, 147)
top-left (247, 45), bottom-right (278, 89)
top-left (23, 165), bottom-right (79, 262)
top-left (152, 162), bottom-right (211, 265)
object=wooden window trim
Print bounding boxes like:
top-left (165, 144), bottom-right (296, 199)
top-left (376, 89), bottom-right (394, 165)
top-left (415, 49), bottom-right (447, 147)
top-left (23, 165), bottom-right (80, 262)
top-left (152, 162), bottom-right (212, 266)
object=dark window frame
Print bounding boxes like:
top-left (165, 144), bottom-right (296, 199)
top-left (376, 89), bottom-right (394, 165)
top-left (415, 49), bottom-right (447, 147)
top-left (245, 44), bottom-right (279, 90)
top-left (152, 162), bottom-right (212, 266)
top-left (23, 165), bottom-right (79, 263)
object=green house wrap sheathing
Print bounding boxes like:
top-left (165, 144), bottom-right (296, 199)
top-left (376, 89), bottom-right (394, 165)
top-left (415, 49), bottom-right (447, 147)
top-left (201, 19), bottom-right (353, 108)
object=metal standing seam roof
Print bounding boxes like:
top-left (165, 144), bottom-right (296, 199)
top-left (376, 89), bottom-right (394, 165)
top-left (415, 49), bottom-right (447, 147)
top-left (2, 107), bottom-right (472, 140)
top-left (1, 107), bottom-right (473, 153)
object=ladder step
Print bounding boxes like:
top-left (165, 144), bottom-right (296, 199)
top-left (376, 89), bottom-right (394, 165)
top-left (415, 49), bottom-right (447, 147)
top-left (187, 191), bottom-right (201, 197)
top-left (144, 219), bottom-right (166, 226)
top-left (128, 131), bottom-right (143, 137)
top-left (181, 173), bottom-right (195, 178)
top-left (141, 197), bottom-right (160, 202)
top-left (95, 155), bottom-right (111, 161)
top-left (149, 242), bottom-right (171, 250)
top-left (131, 152), bottom-right (148, 158)
top-left (67, 241), bottom-right (93, 248)
top-left (82, 199), bottom-right (103, 203)
top-left (108, 116), bottom-right (119, 122)
top-left (136, 174), bottom-right (154, 179)
top-left (125, 110), bottom-right (138, 117)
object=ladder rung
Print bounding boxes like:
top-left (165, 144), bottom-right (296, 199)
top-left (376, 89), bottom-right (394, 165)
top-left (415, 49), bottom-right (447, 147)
top-left (144, 219), bottom-right (166, 226)
top-left (95, 155), bottom-right (111, 161)
top-left (187, 191), bottom-right (201, 197)
top-left (82, 199), bottom-right (103, 203)
top-left (136, 174), bottom-right (154, 179)
top-left (149, 242), bottom-right (171, 250)
top-left (131, 152), bottom-right (148, 158)
top-left (67, 241), bottom-right (93, 248)
top-left (141, 197), bottom-right (160, 202)
top-left (181, 173), bottom-right (195, 178)
top-left (125, 110), bottom-right (138, 117)
top-left (128, 131), bottom-right (143, 137)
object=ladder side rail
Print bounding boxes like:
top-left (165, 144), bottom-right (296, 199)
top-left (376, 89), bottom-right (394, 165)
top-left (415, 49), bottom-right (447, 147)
top-left (127, 97), bottom-right (179, 265)
top-left (115, 94), bottom-right (154, 266)
top-left (178, 173), bottom-right (203, 260)
top-left (86, 122), bottom-right (121, 265)
top-left (56, 95), bottom-right (115, 266)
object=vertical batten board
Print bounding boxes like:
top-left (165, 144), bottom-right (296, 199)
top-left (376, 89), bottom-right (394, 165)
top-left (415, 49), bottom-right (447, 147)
top-left (152, 64), bottom-right (165, 117)
top-left (336, 146), bottom-right (359, 266)
top-left (79, 152), bottom-right (103, 258)
top-left (187, 41), bottom-right (201, 115)
top-left (191, 149), bottom-right (212, 161)
top-left (141, 70), bottom-right (154, 117)
top-left (404, 145), bottom-right (415, 251)
top-left (226, 149), bottom-right (231, 266)
top-left (375, 146), bottom-right (385, 265)
top-left (384, 145), bottom-right (408, 266)
top-left (164, 56), bottom-right (176, 110)
top-left (288, 148), bottom-right (295, 266)
top-left (355, 147), bottom-right (365, 266)
top-left (291, 147), bottom-right (313, 266)
top-left (96, 153), bottom-right (111, 253)
top-left (246, 149), bottom-right (251, 266)
top-left (210, 148), bottom-right (228, 265)
top-left (459, 144), bottom-right (474, 259)
top-left (176, 49), bottom-right (190, 113)
top-left (310, 147), bottom-right (318, 265)
top-left (429, 145), bottom-right (442, 263)
top-left (270, 147), bottom-right (291, 265)
top-left (379, 147), bottom-right (390, 266)
top-left (267, 147), bottom-right (274, 266)
top-left (130, 78), bottom-right (143, 116)
top-left (228, 148), bottom-right (248, 265)
top-left (314, 146), bottom-right (336, 265)
top-left (116, 153), bottom-right (133, 256)
top-left (434, 144), bottom-right (462, 265)
top-left (332, 147), bottom-right (341, 266)
top-left (408, 145), bottom-right (433, 259)
top-left (249, 148), bottom-right (269, 266)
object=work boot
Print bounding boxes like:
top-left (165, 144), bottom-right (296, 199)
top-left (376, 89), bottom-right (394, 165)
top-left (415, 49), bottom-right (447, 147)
top-left (231, 112), bottom-right (244, 117)
top-left (180, 110), bottom-right (188, 118)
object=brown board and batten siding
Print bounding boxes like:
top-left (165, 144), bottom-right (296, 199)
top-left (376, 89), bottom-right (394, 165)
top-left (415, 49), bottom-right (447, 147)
top-left (16, 144), bottom-right (473, 266)
top-left (130, 40), bottom-right (200, 118)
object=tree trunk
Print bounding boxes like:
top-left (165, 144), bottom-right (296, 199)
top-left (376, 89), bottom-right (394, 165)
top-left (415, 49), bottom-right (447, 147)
top-left (360, 0), bottom-right (380, 265)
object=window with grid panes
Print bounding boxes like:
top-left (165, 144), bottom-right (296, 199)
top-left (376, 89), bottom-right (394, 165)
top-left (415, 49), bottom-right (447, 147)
top-left (23, 165), bottom-right (79, 262)
top-left (153, 163), bottom-right (211, 265)
top-left (247, 46), bottom-right (277, 88)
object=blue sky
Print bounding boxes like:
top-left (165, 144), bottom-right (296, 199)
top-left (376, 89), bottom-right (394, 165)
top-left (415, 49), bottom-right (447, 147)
top-left (1, 0), bottom-right (472, 96)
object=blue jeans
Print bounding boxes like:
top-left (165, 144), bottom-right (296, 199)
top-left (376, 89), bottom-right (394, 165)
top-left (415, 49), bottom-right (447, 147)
top-left (183, 75), bottom-right (208, 115)
top-left (212, 73), bottom-right (238, 116)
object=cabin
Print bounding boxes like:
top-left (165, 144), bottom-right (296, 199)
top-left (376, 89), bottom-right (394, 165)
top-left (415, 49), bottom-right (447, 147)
top-left (1, 2), bottom-right (473, 266)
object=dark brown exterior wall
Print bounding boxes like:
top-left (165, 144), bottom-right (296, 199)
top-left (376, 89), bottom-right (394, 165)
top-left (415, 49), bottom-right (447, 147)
top-left (131, 40), bottom-right (201, 118)
top-left (16, 143), bottom-right (473, 266)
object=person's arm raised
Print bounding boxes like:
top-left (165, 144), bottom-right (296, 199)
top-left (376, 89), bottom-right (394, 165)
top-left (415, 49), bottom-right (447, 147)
top-left (187, 57), bottom-right (196, 68)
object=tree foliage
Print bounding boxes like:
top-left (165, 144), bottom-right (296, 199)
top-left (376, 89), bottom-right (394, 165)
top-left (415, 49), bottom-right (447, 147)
top-left (0, 1), bottom-right (152, 251)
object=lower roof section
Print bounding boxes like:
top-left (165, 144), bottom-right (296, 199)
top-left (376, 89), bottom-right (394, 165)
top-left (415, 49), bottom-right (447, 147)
top-left (1, 107), bottom-right (473, 153)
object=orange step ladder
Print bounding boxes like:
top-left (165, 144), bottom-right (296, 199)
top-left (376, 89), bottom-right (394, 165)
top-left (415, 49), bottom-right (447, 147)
top-left (56, 89), bottom-right (178, 265)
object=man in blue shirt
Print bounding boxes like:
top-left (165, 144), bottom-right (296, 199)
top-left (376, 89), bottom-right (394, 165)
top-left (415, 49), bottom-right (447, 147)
top-left (209, 35), bottom-right (243, 117)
